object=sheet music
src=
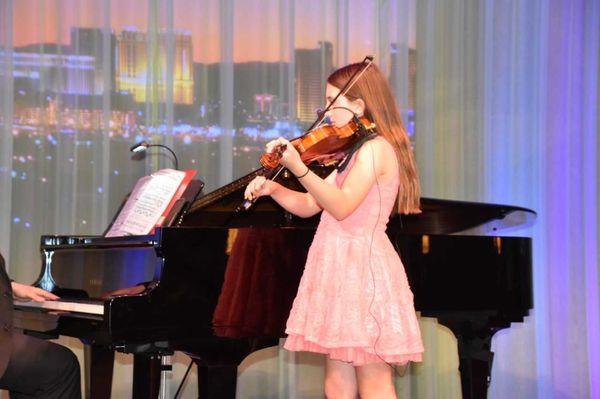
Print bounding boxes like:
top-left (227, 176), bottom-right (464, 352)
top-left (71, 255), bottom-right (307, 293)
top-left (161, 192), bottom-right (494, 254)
top-left (105, 169), bottom-right (187, 237)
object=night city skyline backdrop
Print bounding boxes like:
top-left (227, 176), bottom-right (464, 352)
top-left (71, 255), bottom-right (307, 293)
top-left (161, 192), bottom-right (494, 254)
top-left (13, 0), bottom-right (417, 64)
top-left (4, 0), bottom-right (417, 247)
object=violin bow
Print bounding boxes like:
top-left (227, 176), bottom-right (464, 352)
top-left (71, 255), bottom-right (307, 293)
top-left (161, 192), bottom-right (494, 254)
top-left (236, 55), bottom-right (375, 212)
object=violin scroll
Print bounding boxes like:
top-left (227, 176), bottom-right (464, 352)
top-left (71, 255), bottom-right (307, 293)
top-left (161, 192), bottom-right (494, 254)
top-left (259, 143), bottom-right (290, 169)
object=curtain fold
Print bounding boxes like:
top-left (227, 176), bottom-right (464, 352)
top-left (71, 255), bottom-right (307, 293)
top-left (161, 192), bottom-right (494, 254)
top-left (0, 0), bottom-right (14, 266)
top-left (540, 1), bottom-right (599, 397)
top-left (415, 1), bottom-right (599, 398)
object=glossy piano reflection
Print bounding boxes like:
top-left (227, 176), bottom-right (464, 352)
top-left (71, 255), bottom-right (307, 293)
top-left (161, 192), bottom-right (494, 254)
top-left (212, 228), bottom-right (311, 338)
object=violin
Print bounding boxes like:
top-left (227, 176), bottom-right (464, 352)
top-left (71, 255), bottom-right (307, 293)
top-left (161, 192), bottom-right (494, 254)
top-left (236, 55), bottom-right (376, 212)
top-left (259, 116), bottom-right (377, 170)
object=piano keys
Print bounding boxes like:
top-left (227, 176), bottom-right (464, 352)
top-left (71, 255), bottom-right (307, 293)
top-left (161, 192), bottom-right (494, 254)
top-left (14, 298), bottom-right (104, 316)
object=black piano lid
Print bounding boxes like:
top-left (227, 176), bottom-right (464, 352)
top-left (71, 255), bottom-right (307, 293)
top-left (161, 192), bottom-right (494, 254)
top-left (184, 166), bottom-right (536, 235)
top-left (399, 197), bottom-right (537, 235)
top-left (187, 191), bottom-right (536, 235)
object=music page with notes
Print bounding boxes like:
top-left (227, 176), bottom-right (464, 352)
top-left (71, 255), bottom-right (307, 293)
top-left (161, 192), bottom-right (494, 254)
top-left (104, 168), bottom-right (195, 237)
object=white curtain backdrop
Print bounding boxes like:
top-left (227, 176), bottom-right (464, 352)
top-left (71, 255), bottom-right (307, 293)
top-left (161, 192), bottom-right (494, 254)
top-left (415, 1), bottom-right (599, 399)
top-left (0, 0), bottom-right (598, 398)
top-left (0, 0), bottom-right (14, 263)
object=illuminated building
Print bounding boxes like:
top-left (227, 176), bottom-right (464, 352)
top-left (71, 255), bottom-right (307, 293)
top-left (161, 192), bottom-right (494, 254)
top-left (295, 41), bottom-right (333, 124)
top-left (254, 93), bottom-right (279, 116)
top-left (116, 28), bottom-right (194, 104)
top-left (116, 29), bottom-right (147, 102)
top-left (70, 27), bottom-right (117, 93)
top-left (173, 32), bottom-right (194, 104)
top-left (1, 51), bottom-right (97, 95)
top-left (389, 43), bottom-right (416, 111)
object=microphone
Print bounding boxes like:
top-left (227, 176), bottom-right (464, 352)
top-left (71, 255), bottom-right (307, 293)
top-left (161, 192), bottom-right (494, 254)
top-left (130, 141), bottom-right (179, 170)
top-left (130, 141), bottom-right (149, 153)
top-left (315, 108), bottom-right (332, 126)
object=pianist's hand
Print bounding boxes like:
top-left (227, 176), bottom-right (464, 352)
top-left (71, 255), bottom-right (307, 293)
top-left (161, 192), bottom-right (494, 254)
top-left (10, 282), bottom-right (59, 302)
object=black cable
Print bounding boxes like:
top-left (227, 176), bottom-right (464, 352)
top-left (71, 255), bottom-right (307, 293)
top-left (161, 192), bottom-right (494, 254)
top-left (173, 360), bottom-right (194, 399)
top-left (366, 142), bottom-right (408, 380)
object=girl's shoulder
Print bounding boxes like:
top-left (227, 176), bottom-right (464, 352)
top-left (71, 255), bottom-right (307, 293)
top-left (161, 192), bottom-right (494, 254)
top-left (353, 135), bottom-right (399, 180)
top-left (355, 135), bottom-right (396, 161)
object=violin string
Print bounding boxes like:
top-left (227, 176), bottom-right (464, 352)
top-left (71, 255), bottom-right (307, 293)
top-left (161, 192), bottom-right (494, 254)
top-left (271, 165), bottom-right (285, 180)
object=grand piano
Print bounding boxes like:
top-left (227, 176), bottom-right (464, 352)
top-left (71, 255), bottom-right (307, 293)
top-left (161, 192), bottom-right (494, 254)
top-left (13, 167), bottom-right (535, 399)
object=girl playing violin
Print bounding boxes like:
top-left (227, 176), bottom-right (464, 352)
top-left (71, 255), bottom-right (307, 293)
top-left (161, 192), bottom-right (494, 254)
top-left (244, 62), bottom-right (424, 399)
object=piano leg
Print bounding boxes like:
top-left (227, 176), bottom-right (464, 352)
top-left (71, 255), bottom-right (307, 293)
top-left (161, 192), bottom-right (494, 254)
top-left (132, 354), bottom-right (162, 398)
top-left (86, 345), bottom-right (115, 399)
top-left (195, 362), bottom-right (238, 399)
top-left (437, 315), bottom-right (500, 399)
top-left (456, 338), bottom-right (494, 399)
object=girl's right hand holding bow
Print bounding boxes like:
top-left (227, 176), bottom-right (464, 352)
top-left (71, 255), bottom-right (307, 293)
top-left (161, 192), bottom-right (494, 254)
top-left (244, 175), bottom-right (277, 201)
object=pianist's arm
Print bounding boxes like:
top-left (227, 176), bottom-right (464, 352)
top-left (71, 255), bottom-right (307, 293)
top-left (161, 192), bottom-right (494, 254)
top-left (11, 282), bottom-right (59, 303)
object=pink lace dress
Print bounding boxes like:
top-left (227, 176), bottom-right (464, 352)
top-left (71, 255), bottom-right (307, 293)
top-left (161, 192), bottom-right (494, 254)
top-left (284, 156), bottom-right (424, 366)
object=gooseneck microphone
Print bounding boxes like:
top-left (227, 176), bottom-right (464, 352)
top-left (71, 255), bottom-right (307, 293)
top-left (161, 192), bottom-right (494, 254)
top-left (130, 141), bottom-right (179, 170)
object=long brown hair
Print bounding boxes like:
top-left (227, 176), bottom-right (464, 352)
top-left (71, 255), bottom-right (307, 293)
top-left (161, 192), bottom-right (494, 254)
top-left (327, 62), bottom-right (421, 214)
